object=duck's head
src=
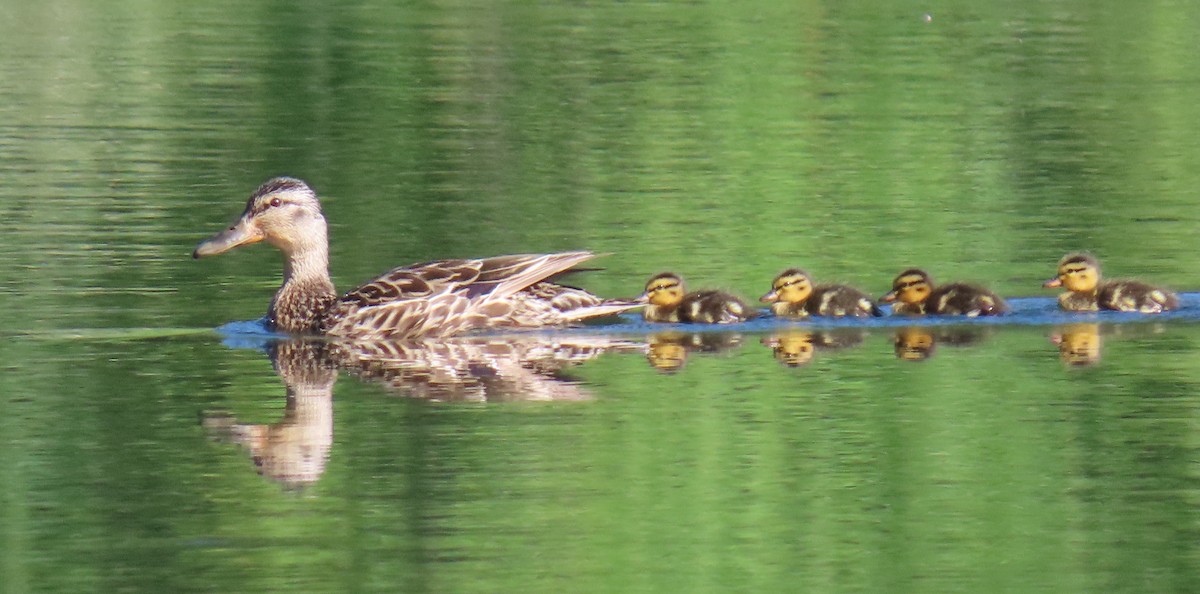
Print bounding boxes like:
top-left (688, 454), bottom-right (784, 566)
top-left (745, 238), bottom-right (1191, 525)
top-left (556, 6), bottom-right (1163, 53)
top-left (1043, 253), bottom-right (1099, 293)
top-left (881, 269), bottom-right (933, 306)
top-left (194, 177), bottom-right (327, 259)
top-left (760, 268), bottom-right (812, 305)
top-left (642, 272), bottom-right (686, 308)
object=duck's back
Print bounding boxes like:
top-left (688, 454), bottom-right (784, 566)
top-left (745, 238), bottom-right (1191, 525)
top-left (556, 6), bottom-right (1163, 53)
top-left (926, 283), bottom-right (1008, 316)
top-left (320, 251), bottom-right (613, 338)
top-left (1097, 280), bottom-right (1179, 313)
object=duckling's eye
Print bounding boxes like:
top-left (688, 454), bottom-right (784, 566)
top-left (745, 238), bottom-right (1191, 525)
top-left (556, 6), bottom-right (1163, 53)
top-left (269, 197), bottom-right (282, 208)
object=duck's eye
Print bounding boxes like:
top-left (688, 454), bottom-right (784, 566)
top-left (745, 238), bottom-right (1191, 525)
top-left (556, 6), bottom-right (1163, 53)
top-left (269, 197), bottom-right (282, 208)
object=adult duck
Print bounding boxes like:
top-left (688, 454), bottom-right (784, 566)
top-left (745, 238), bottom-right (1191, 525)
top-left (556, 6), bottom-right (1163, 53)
top-left (194, 177), bottom-right (640, 338)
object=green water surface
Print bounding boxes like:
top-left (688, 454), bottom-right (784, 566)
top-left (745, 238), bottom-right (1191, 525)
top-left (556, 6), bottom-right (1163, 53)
top-left (3, 1), bottom-right (1200, 592)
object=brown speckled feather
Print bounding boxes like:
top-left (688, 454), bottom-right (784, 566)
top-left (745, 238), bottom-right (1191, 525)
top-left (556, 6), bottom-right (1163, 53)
top-left (320, 252), bottom-right (636, 338)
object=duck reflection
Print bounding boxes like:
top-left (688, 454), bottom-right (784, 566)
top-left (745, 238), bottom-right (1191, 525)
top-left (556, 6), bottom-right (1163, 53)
top-left (339, 335), bottom-right (643, 401)
top-left (1050, 323), bottom-right (1102, 366)
top-left (645, 331), bottom-right (744, 372)
top-left (204, 334), bottom-right (643, 487)
top-left (203, 340), bottom-right (335, 488)
top-left (761, 329), bottom-right (867, 367)
top-left (892, 326), bottom-right (989, 361)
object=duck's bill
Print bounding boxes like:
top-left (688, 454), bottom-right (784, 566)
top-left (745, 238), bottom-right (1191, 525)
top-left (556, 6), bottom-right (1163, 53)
top-left (193, 220), bottom-right (263, 258)
top-left (879, 291), bottom-right (898, 303)
top-left (759, 291), bottom-right (779, 303)
top-left (1042, 277), bottom-right (1063, 288)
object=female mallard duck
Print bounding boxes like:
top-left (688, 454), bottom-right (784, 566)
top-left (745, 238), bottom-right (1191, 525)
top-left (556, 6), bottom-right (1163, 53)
top-left (759, 268), bottom-right (882, 318)
top-left (1043, 252), bottom-right (1178, 313)
top-left (880, 268), bottom-right (1008, 316)
top-left (641, 272), bottom-right (755, 324)
top-left (193, 177), bottom-right (641, 338)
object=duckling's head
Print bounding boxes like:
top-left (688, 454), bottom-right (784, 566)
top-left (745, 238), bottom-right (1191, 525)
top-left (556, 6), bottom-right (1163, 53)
top-left (761, 331), bottom-right (815, 367)
top-left (1050, 323), bottom-right (1102, 366)
top-left (760, 268), bottom-right (813, 305)
top-left (881, 269), bottom-right (933, 306)
top-left (1043, 253), bottom-right (1100, 293)
top-left (194, 177), bottom-right (327, 259)
top-left (642, 272), bottom-right (686, 308)
top-left (646, 332), bottom-right (688, 373)
top-left (894, 327), bottom-right (936, 361)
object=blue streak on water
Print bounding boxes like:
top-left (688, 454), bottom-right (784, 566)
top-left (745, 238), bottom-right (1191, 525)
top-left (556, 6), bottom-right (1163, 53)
top-left (213, 294), bottom-right (1200, 348)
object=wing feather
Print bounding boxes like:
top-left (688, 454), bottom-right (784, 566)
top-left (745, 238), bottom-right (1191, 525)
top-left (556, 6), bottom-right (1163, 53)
top-left (321, 251), bottom-right (608, 338)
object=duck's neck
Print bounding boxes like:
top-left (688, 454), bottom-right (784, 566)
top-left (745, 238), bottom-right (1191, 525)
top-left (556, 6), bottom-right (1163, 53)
top-left (269, 238), bottom-right (337, 334)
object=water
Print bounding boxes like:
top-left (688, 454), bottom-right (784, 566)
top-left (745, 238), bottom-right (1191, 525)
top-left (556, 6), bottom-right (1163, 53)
top-left (4, 1), bottom-right (1200, 592)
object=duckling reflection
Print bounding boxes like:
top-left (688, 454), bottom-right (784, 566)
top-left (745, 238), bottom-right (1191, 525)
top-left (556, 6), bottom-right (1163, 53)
top-left (761, 329), bottom-right (867, 367)
top-left (892, 327), bottom-right (990, 361)
top-left (203, 340), bottom-right (335, 488)
top-left (645, 331), bottom-right (744, 372)
top-left (204, 334), bottom-right (643, 486)
top-left (1050, 323), bottom-right (1102, 366)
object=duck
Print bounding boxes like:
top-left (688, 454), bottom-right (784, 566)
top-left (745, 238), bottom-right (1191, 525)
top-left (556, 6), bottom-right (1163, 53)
top-left (880, 268), bottom-right (1008, 316)
top-left (759, 268), bottom-right (882, 317)
top-left (1043, 252), bottom-right (1178, 313)
top-left (640, 272), bottom-right (756, 324)
top-left (193, 177), bottom-right (641, 339)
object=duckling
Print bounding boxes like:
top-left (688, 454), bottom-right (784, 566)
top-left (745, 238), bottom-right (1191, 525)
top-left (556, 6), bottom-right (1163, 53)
top-left (641, 272), bottom-right (755, 324)
top-left (1043, 253), bottom-right (1178, 313)
top-left (760, 268), bottom-right (882, 318)
top-left (880, 269), bottom-right (1008, 316)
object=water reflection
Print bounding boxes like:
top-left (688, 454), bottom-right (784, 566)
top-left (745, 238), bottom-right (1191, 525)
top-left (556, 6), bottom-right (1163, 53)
top-left (204, 334), bottom-right (644, 486)
top-left (892, 326), bottom-right (991, 362)
top-left (203, 341), bottom-right (335, 487)
top-left (645, 331), bottom-right (744, 373)
top-left (761, 329), bottom-right (868, 367)
top-left (1047, 322), bottom-right (1172, 367)
top-left (339, 335), bottom-right (644, 401)
top-left (1050, 323), bottom-right (1103, 367)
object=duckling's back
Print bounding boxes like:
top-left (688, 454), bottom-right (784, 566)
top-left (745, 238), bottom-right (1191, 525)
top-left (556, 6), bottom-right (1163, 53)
top-left (679, 290), bottom-right (756, 324)
top-left (926, 283), bottom-right (1008, 316)
top-left (1097, 280), bottom-right (1178, 313)
top-left (807, 285), bottom-right (883, 317)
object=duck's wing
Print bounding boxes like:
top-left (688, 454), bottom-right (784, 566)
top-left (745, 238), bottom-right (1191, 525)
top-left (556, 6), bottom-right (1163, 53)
top-left (321, 252), bottom-right (598, 338)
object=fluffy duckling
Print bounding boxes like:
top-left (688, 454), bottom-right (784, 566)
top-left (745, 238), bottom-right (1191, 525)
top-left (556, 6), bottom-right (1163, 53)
top-left (641, 272), bottom-right (756, 324)
top-left (760, 268), bottom-right (882, 318)
top-left (880, 269), bottom-right (1008, 316)
top-left (1043, 253), bottom-right (1178, 313)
